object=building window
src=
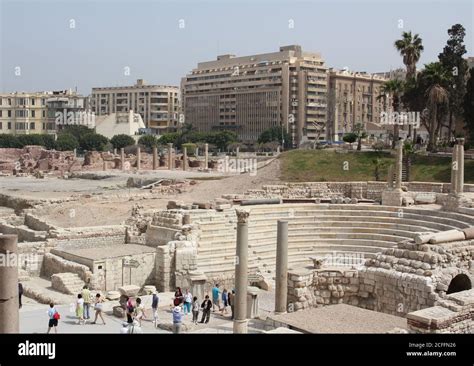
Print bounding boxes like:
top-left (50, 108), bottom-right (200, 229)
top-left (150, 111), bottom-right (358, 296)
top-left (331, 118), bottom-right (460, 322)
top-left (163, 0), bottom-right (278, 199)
top-left (29, 122), bottom-right (35, 130)
top-left (31, 98), bottom-right (35, 106)
top-left (8, 110), bottom-right (11, 117)
top-left (7, 122), bottom-right (11, 129)
top-left (31, 110), bottom-right (35, 118)
top-left (0, 122), bottom-right (2, 129)
top-left (42, 110), bottom-right (46, 118)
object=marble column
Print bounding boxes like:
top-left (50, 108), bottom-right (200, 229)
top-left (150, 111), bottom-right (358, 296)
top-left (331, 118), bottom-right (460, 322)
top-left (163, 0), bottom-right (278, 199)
top-left (120, 148), bottom-right (125, 171)
top-left (183, 147), bottom-right (187, 171)
top-left (451, 144), bottom-right (459, 194)
top-left (0, 235), bottom-right (19, 333)
top-left (275, 220), bottom-right (288, 314)
top-left (152, 147), bottom-right (158, 170)
top-left (168, 143), bottom-right (173, 170)
top-left (456, 138), bottom-right (465, 194)
top-left (136, 146), bottom-right (141, 170)
top-left (234, 209), bottom-right (250, 334)
top-left (395, 140), bottom-right (403, 190)
top-left (387, 165), bottom-right (394, 189)
top-left (204, 143), bottom-right (209, 170)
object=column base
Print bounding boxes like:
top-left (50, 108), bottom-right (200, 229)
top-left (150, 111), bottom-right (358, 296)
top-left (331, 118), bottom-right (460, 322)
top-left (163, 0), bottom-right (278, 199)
top-left (381, 189), bottom-right (404, 206)
top-left (233, 319), bottom-right (248, 334)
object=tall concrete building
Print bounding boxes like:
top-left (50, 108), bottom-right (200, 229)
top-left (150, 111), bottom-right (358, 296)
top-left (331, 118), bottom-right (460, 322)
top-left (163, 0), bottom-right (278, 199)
top-left (327, 69), bottom-right (390, 141)
top-left (91, 79), bottom-right (179, 135)
top-left (0, 90), bottom-right (87, 135)
top-left (181, 45), bottom-right (328, 145)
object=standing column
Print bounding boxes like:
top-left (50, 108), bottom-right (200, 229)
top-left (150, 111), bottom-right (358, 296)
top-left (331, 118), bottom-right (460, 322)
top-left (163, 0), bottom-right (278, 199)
top-left (152, 147), bottom-right (158, 170)
top-left (456, 138), bottom-right (465, 194)
top-left (136, 146), bottom-right (141, 170)
top-left (451, 144), bottom-right (459, 194)
top-left (114, 148), bottom-right (117, 155)
top-left (0, 235), bottom-right (19, 333)
top-left (168, 143), bottom-right (173, 170)
top-left (275, 220), bottom-right (288, 314)
top-left (120, 148), bottom-right (125, 171)
top-left (236, 146), bottom-right (240, 159)
top-left (395, 140), bottom-right (403, 190)
top-left (387, 165), bottom-right (394, 189)
top-left (234, 209), bottom-right (250, 334)
top-left (204, 143), bottom-right (209, 170)
top-left (183, 147), bottom-right (187, 171)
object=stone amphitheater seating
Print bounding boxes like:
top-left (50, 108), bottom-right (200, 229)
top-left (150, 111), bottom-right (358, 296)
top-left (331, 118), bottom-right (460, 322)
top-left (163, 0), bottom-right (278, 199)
top-left (188, 204), bottom-right (474, 278)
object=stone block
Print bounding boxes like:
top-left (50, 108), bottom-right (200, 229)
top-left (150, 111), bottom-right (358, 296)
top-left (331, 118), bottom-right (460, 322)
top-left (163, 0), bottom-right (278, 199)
top-left (106, 290), bottom-right (121, 300)
top-left (118, 285), bottom-right (141, 297)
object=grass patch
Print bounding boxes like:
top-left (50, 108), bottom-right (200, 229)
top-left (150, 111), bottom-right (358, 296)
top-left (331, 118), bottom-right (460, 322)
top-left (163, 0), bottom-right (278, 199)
top-left (279, 150), bottom-right (474, 183)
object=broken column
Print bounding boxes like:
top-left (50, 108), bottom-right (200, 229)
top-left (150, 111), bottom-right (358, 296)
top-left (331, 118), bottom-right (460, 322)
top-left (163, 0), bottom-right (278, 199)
top-left (456, 138), bottom-right (464, 194)
top-left (275, 220), bottom-right (288, 314)
top-left (136, 146), bottom-right (141, 170)
top-left (234, 209), bottom-right (250, 334)
top-left (381, 141), bottom-right (404, 206)
top-left (0, 235), bottom-right (19, 333)
top-left (121, 148), bottom-right (125, 170)
top-left (168, 143), bottom-right (173, 170)
top-left (204, 143), bottom-right (209, 170)
top-left (183, 146), bottom-right (187, 171)
top-left (152, 147), bottom-right (158, 170)
top-left (387, 165), bottom-right (394, 189)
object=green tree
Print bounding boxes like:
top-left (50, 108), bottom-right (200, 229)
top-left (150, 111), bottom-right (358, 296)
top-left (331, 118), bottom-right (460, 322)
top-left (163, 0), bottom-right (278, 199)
top-left (158, 132), bottom-right (180, 145)
top-left (379, 79), bottom-right (405, 148)
top-left (79, 133), bottom-right (109, 151)
top-left (208, 130), bottom-right (238, 151)
top-left (60, 125), bottom-right (94, 141)
top-left (343, 132), bottom-right (357, 149)
top-left (137, 134), bottom-right (158, 149)
top-left (353, 123), bottom-right (368, 151)
top-left (0, 134), bottom-right (21, 148)
top-left (463, 68), bottom-right (474, 143)
top-left (394, 31), bottom-right (424, 140)
top-left (111, 134), bottom-right (136, 149)
top-left (56, 133), bottom-right (79, 151)
top-left (423, 62), bottom-right (451, 151)
top-left (258, 126), bottom-right (291, 148)
top-left (438, 24), bottom-right (469, 140)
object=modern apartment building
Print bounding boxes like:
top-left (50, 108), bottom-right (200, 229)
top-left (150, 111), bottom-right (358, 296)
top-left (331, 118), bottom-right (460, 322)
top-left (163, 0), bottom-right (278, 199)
top-left (0, 90), bottom-right (88, 135)
top-left (327, 69), bottom-right (390, 141)
top-left (181, 45), bottom-right (328, 145)
top-left (91, 79), bottom-right (179, 134)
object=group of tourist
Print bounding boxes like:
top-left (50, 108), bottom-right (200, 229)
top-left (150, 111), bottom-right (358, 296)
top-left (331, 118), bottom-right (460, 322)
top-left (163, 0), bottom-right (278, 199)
top-left (75, 285), bottom-right (106, 325)
top-left (169, 284), bottom-right (235, 333)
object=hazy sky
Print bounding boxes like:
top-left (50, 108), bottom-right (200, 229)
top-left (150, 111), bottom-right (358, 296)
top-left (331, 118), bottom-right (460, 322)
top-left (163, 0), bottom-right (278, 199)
top-left (1, 0), bottom-right (472, 94)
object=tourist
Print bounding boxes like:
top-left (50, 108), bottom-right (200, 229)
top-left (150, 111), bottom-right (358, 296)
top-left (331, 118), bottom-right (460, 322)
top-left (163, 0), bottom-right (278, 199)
top-left (47, 303), bottom-right (59, 334)
top-left (172, 305), bottom-right (183, 333)
top-left (173, 287), bottom-right (183, 307)
top-left (151, 291), bottom-right (159, 328)
top-left (76, 294), bottom-right (85, 325)
top-left (126, 296), bottom-right (134, 324)
top-left (183, 289), bottom-right (192, 315)
top-left (229, 290), bottom-right (235, 320)
top-left (134, 297), bottom-right (146, 326)
top-left (192, 296), bottom-right (200, 324)
top-left (221, 288), bottom-right (228, 315)
top-left (199, 295), bottom-right (212, 324)
top-left (18, 282), bottom-right (23, 309)
top-left (92, 293), bottom-right (105, 325)
top-left (212, 284), bottom-right (220, 312)
top-left (81, 285), bottom-right (91, 320)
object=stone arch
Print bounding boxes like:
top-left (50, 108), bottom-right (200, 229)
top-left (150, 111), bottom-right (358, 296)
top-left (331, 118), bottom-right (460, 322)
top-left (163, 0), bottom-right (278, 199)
top-left (446, 274), bottom-right (472, 294)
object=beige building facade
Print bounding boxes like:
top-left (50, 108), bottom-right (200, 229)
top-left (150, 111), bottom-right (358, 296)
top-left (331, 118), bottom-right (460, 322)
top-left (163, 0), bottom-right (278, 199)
top-left (91, 79), bottom-right (179, 135)
top-left (0, 90), bottom-right (87, 135)
top-left (181, 45), bottom-right (328, 145)
top-left (327, 69), bottom-right (390, 141)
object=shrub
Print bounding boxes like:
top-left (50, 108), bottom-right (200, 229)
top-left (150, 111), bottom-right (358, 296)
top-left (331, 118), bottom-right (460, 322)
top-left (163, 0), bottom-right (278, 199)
top-left (0, 134), bottom-right (21, 148)
top-left (138, 134), bottom-right (158, 149)
top-left (79, 133), bottom-right (109, 151)
top-left (56, 133), bottom-right (79, 151)
top-left (110, 134), bottom-right (135, 149)
top-left (182, 143), bottom-right (197, 156)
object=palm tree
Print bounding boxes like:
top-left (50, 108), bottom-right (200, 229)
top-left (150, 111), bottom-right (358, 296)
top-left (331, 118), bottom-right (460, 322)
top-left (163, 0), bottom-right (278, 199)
top-left (423, 63), bottom-right (450, 151)
top-left (395, 31), bottom-right (424, 139)
top-left (378, 79), bottom-right (404, 148)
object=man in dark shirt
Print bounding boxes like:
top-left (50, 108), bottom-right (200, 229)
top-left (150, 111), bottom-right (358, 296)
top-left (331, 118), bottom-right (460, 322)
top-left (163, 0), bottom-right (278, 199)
top-left (199, 295), bottom-right (213, 324)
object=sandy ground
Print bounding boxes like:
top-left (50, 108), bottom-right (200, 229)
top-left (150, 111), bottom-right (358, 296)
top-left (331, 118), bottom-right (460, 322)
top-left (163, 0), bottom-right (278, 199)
top-left (1, 159), bottom-right (281, 228)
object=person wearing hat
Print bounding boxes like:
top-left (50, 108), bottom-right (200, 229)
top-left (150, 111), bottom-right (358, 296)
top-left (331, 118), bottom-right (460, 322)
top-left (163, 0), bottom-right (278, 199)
top-left (151, 291), bottom-right (159, 328)
top-left (172, 305), bottom-right (183, 333)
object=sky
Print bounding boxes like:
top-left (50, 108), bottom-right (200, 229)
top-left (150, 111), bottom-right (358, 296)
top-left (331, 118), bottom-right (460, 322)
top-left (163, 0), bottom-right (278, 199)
top-left (0, 0), bottom-right (473, 95)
